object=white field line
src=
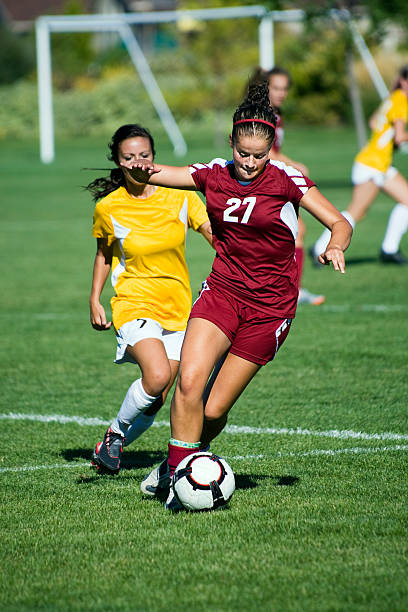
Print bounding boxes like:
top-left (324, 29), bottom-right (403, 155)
top-left (320, 304), bottom-right (408, 313)
top-left (231, 445), bottom-right (408, 460)
top-left (1, 445), bottom-right (407, 474)
top-left (2, 412), bottom-right (408, 442)
top-left (224, 424), bottom-right (408, 442)
top-left (0, 462), bottom-right (90, 473)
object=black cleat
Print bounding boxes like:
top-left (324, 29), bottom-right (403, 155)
top-left (91, 427), bottom-right (124, 474)
top-left (379, 249), bottom-right (408, 265)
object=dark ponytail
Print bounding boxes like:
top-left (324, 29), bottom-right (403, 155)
top-left (232, 81), bottom-right (277, 147)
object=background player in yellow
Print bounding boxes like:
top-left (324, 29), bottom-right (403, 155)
top-left (312, 65), bottom-right (408, 265)
top-left (87, 124), bottom-right (213, 473)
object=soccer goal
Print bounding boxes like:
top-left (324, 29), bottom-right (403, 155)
top-left (35, 6), bottom-right (388, 163)
top-left (35, 5), bottom-right (305, 163)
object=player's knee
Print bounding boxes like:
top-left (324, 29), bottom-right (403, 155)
top-left (143, 366), bottom-right (171, 397)
top-left (177, 368), bottom-right (204, 403)
top-left (204, 406), bottom-right (228, 422)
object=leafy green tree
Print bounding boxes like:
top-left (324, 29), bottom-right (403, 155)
top-left (51, 0), bottom-right (95, 89)
top-left (0, 27), bottom-right (34, 85)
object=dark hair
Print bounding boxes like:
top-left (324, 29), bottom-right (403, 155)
top-left (267, 66), bottom-right (292, 87)
top-left (232, 81), bottom-right (277, 147)
top-left (247, 66), bottom-right (292, 91)
top-left (394, 65), bottom-right (408, 91)
top-left (85, 124), bottom-right (156, 202)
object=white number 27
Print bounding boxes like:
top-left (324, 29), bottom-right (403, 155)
top-left (223, 197), bottom-right (256, 224)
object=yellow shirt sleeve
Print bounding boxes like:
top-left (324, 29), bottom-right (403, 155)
top-left (388, 89), bottom-right (408, 123)
top-left (92, 200), bottom-right (116, 246)
top-left (187, 192), bottom-right (209, 231)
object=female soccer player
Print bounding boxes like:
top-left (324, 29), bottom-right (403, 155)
top-left (250, 66), bottom-right (325, 304)
top-left (87, 124), bottom-right (212, 474)
top-left (312, 65), bottom-right (408, 265)
top-left (123, 84), bottom-right (352, 509)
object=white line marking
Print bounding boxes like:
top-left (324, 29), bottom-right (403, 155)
top-left (0, 413), bottom-right (110, 426)
top-left (1, 413), bottom-right (407, 442)
top-left (0, 462), bottom-right (90, 473)
top-left (223, 423), bottom-right (408, 442)
top-left (320, 304), bottom-right (408, 313)
top-left (1, 445), bottom-right (407, 474)
top-left (231, 445), bottom-right (408, 460)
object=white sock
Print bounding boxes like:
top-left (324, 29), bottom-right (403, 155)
top-left (313, 211), bottom-right (355, 257)
top-left (111, 378), bottom-right (159, 437)
top-left (381, 203), bottom-right (408, 254)
top-left (123, 413), bottom-right (156, 447)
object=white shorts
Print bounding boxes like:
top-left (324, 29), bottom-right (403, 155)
top-left (115, 318), bottom-right (185, 364)
top-left (351, 161), bottom-right (398, 188)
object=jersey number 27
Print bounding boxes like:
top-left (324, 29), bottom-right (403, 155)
top-left (223, 197), bottom-right (256, 224)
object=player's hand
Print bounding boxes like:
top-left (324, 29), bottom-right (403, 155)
top-left (120, 159), bottom-right (162, 181)
top-left (318, 247), bottom-right (346, 273)
top-left (90, 301), bottom-right (112, 331)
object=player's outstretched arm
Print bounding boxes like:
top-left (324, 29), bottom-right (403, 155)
top-left (121, 160), bottom-right (197, 190)
top-left (300, 186), bottom-right (353, 273)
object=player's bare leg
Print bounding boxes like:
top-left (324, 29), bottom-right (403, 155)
top-left (93, 339), bottom-right (175, 472)
top-left (347, 181), bottom-right (379, 222)
top-left (201, 353), bottom-right (261, 446)
top-left (125, 357), bottom-right (179, 446)
top-left (171, 318), bottom-right (231, 444)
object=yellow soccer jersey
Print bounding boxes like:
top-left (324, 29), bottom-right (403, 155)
top-left (92, 186), bottom-right (209, 331)
top-left (356, 89), bottom-right (408, 172)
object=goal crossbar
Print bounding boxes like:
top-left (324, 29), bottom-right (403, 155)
top-left (35, 6), bottom-right (388, 163)
top-left (35, 6), bottom-right (303, 163)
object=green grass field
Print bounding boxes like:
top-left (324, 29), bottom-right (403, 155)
top-left (1, 126), bottom-right (407, 611)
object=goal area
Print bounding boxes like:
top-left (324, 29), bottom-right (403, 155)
top-left (35, 5), bottom-right (388, 163)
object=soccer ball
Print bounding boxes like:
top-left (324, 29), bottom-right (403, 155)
top-left (172, 452), bottom-right (235, 511)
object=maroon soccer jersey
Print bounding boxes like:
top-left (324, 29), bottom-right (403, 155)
top-left (189, 158), bottom-right (315, 318)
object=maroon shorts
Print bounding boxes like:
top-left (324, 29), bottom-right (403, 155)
top-left (190, 282), bottom-right (292, 365)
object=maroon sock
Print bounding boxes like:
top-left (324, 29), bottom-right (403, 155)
top-left (168, 443), bottom-right (197, 477)
top-left (295, 246), bottom-right (304, 282)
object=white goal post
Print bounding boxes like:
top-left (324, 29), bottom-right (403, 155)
top-left (35, 6), bottom-right (304, 163)
top-left (35, 6), bottom-right (388, 163)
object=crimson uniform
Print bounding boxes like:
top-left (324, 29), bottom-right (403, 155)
top-left (189, 158), bottom-right (314, 364)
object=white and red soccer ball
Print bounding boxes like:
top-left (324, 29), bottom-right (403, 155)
top-left (172, 452), bottom-right (235, 511)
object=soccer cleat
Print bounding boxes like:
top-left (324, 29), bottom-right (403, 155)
top-left (140, 458), bottom-right (171, 496)
top-left (298, 288), bottom-right (325, 306)
top-left (91, 441), bottom-right (102, 466)
top-left (164, 485), bottom-right (184, 512)
top-left (91, 427), bottom-right (124, 474)
top-left (379, 249), bottom-right (408, 265)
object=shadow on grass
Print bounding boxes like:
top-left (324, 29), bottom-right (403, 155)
top-left (235, 473), bottom-right (299, 490)
top-left (346, 255), bottom-right (379, 266)
top-left (60, 448), bottom-right (166, 470)
top-left (309, 253), bottom-right (379, 268)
